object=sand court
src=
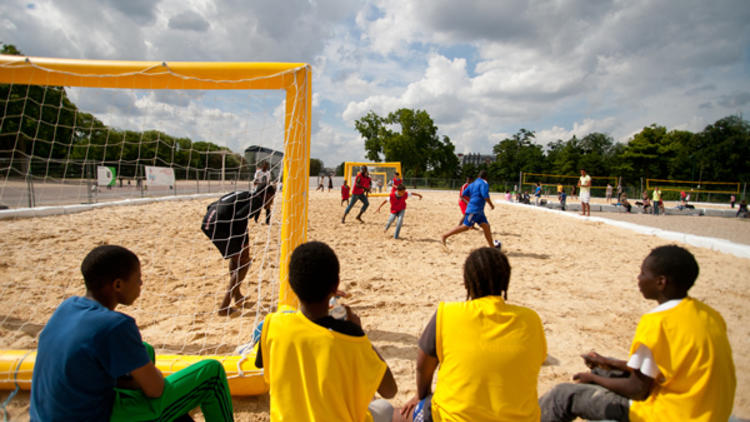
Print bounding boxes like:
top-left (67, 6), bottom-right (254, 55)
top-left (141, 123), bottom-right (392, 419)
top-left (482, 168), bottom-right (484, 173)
top-left (1, 189), bottom-right (748, 421)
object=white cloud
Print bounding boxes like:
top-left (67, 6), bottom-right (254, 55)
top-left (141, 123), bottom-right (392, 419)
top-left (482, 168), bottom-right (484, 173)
top-left (1, 0), bottom-right (749, 168)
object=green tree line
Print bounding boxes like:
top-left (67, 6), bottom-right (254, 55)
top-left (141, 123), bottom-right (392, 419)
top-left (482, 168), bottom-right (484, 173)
top-left (354, 108), bottom-right (750, 193)
top-left (0, 44), bottom-right (245, 180)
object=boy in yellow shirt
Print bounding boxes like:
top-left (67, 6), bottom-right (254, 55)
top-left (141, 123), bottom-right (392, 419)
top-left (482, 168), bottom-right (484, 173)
top-left (400, 247), bottom-right (547, 421)
top-left (540, 245), bottom-right (736, 422)
top-left (256, 241), bottom-right (398, 422)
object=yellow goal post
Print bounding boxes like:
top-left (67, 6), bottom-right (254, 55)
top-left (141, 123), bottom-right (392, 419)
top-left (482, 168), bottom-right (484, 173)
top-left (344, 161), bottom-right (402, 197)
top-left (0, 55), bottom-right (311, 396)
top-left (522, 172), bottom-right (617, 195)
top-left (645, 178), bottom-right (740, 195)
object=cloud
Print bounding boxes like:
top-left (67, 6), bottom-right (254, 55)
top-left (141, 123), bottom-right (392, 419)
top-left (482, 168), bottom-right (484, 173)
top-left (718, 92), bottom-right (750, 108)
top-left (2, 0), bottom-right (749, 169)
top-left (101, 0), bottom-right (158, 25)
top-left (168, 10), bottom-right (210, 32)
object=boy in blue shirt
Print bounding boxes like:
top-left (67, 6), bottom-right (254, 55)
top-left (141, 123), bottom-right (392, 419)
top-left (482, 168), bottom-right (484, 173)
top-left (441, 170), bottom-right (501, 249)
top-left (30, 245), bottom-right (234, 421)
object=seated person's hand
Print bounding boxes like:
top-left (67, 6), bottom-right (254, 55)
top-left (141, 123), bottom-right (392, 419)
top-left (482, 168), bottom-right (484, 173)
top-left (581, 351), bottom-right (610, 370)
top-left (335, 289), bottom-right (350, 298)
top-left (400, 395), bottom-right (421, 420)
top-left (572, 371), bottom-right (596, 384)
top-left (343, 304), bottom-right (361, 327)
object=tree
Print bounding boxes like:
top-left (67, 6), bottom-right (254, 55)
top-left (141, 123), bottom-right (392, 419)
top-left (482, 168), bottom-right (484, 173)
top-left (618, 124), bottom-right (669, 183)
top-left (335, 162), bottom-right (346, 176)
top-left (695, 115), bottom-right (750, 182)
top-left (355, 108), bottom-right (459, 178)
top-left (310, 158), bottom-right (323, 176)
top-left (491, 129), bottom-right (544, 182)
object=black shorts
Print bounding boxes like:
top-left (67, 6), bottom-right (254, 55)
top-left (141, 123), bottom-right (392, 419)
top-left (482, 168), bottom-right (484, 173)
top-left (201, 192), bottom-right (252, 258)
top-left (209, 225), bottom-right (248, 258)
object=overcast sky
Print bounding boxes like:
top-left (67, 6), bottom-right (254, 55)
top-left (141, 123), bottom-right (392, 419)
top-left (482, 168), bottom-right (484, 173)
top-left (2, 0), bottom-right (749, 168)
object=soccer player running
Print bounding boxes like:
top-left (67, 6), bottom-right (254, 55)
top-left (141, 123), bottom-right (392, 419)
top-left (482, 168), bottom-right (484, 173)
top-left (342, 165), bottom-right (372, 224)
top-left (441, 170), bottom-right (500, 249)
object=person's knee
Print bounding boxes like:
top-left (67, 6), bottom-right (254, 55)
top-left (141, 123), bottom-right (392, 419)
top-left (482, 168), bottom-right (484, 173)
top-left (368, 399), bottom-right (394, 422)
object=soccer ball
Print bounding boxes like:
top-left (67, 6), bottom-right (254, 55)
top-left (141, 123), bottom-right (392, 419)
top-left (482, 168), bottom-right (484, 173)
top-left (493, 240), bottom-right (502, 249)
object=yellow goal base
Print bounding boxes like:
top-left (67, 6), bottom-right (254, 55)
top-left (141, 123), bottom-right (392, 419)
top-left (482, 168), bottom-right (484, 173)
top-left (0, 349), bottom-right (268, 397)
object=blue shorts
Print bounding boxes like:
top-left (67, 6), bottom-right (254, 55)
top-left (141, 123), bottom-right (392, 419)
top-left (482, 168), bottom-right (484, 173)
top-left (413, 393), bottom-right (433, 422)
top-left (463, 212), bottom-right (488, 227)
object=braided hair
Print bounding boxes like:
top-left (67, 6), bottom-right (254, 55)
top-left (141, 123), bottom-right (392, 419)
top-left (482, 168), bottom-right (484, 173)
top-left (463, 247), bottom-right (511, 300)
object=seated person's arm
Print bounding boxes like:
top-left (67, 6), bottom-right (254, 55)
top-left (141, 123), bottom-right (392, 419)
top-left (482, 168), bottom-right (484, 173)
top-left (416, 348), bottom-right (438, 399)
top-left (372, 347), bottom-right (398, 398)
top-left (130, 362), bottom-right (165, 398)
top-left (574, 368), bottom-right (653, 400)
top-left (577, 351), bottom-right (653, 400)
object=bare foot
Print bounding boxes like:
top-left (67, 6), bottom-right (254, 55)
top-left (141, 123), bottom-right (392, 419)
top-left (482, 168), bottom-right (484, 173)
top-left (441, 235), bottom-right (447, 246)
top-left (218, 306), bottom-right (240, 317)
top-left (356, 216), bottom-right (364, 223)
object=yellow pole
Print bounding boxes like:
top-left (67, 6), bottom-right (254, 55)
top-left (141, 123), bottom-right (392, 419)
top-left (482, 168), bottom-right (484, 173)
top-left (277, 65), bottom-right (311, 311)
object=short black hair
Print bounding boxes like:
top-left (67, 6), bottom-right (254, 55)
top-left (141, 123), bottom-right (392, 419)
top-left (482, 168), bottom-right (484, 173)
top-left (289, 241), bottom-right (339, 303)
top-left (81, 245), bottom-right (140, 292)
top-left (478, 170), bottom-right (488, 180)
top-left (396, 184), bottom-right (406, 191)
top-left (647, 245), bottom-right (699, 293)
top-left (463, 247), bottom-right (511, 300)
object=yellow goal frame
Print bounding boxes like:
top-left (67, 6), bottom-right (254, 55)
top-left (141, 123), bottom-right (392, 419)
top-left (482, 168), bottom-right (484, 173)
top-left (0, 55), bottom-right (311, 395)
top-left (344, 161), bottom-right (402, 198)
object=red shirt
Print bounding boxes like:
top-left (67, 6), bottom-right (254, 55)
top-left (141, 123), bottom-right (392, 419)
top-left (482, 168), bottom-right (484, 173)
top-left (341, 184), bottom-right (350, 200)
top-left (459, 183), bottom-right (469, 213)
top-left (391, 177), bottom-right (403, 192)
top-left (352, 173), bottom-right (371, 195)
top-left (390, 191), bottom-right (409, 213)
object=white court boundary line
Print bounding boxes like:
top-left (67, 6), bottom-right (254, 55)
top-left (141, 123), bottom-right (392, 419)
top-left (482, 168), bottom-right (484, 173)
top-left (499, 200), bottom-right (750, 259)
top-left (0, 193), bottom-right (220, 220)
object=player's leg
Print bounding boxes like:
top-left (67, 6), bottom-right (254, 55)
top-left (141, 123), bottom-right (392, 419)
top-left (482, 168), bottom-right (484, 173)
top-left (539, 382), bottom-right (628, 422)
top-left (356, 195), bottom-right (370, 222)
top-left (111, 359), bottom-right (234, 422)
top-left (342, 195), bottom-right (359, 222)
top-left (479, 222), bottom-right (494, 247)
top-left (393, 210), bottom-right (406, 239)
top-left (441, 214), bottom-right (474, 245)
top-left (385, 212), bottom-right (396, 232)
top-left (219, 246), bottom-right (250, 315)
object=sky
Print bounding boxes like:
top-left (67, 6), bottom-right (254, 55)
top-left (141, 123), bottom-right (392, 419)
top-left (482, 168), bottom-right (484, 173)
top-left (1, 0), bottom-right (749, 169)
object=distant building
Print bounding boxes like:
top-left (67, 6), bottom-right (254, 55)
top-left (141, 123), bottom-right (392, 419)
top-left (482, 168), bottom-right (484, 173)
top-left (244, 145), bottom-right (283, 180)
top-left (457, 152), bottom-right (495, 167)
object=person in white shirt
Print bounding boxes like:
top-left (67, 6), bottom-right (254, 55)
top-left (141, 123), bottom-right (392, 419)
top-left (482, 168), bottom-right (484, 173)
top-left (253, 161), bottom-right (271, 188)
top-left (577, 169), bottom-right (592, 216)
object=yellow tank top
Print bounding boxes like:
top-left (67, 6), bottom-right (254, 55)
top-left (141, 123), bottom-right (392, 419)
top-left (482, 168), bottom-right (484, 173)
top-left (260, 311), bottom-right (386, 422)
top-left (628, 298), bottom-right (736, 422)
top-left (432, 296), bottom-right (546, 422)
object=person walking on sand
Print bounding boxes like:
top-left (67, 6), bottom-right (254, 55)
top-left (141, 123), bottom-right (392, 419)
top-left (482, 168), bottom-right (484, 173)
top-left (578, 169), bottom-right (592, 216)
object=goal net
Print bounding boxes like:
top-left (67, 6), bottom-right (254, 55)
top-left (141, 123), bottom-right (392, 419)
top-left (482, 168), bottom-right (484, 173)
top-left (344, 161), bottom-right (402, 197)
top-left (645, 178), bottom-right (740, 195)
top-left (0, 55), bottom-right (310, 399)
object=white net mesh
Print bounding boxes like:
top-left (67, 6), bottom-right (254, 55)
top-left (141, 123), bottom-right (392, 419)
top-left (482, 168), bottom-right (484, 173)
top-left (0, 57), bottom-right (310, 397)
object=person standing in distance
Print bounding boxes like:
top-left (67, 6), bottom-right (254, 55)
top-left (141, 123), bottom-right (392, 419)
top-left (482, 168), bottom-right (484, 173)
top-left (578, 169), bottom-right (592, 217)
